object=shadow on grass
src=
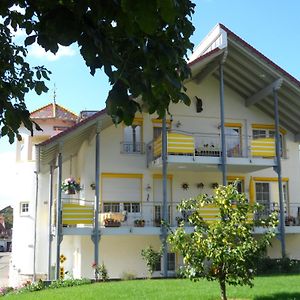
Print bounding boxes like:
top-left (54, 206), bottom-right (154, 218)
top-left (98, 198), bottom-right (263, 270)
top-left (254, 292), bottom-right (300, 300)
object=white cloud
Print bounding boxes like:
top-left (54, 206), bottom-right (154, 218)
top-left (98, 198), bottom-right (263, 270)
top-left (28, 44), bottom-right (76, 61)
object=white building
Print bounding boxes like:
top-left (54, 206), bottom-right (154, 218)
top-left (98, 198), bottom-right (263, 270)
top-left (9, 24), bottom-right (300, 285)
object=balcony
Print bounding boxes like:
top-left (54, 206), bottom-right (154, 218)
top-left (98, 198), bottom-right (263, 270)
top-left (120, 142), bottom-right (145, 154)
top-left (147, 131), bottom-right (277, 172)
top-left (59, 199), bottom-right (300, 235)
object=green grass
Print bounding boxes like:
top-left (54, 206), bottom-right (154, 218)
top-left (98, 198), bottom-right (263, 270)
top-left (5, 275), bottom-right (300, 300)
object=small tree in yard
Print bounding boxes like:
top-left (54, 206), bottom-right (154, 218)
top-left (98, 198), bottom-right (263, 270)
top-left (169, 182), bottom-right (278, 300)
top-left (141, 246), bottom-right (162, 278)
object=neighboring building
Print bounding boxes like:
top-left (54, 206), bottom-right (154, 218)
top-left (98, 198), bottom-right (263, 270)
top-left (0, 207), bottom-right (13, 251)
top-left (10, 103), bottom-right (77, 284)
top-left (9, 24), bottom-right (300, 285)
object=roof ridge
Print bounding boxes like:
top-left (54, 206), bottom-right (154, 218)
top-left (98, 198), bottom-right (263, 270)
top-left (30, 102), bottom-right (78, 118)
top-left (38, 108), bottom-right (107, 147)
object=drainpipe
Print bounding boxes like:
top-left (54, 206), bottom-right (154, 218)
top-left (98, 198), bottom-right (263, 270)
top-left (33, 170), bottom-right (39, 281)
top-left (161, 114), bottom-right (168, 277)
top-left (273, 88), bottom-right (286, 258)
top-left (92, 126), bottom-right (101, 273)
top-left (219, 62), bottom-right (227, 185)
top-left (47, 164), bottom-right (54, 280)
top-left (55, 150), bottom-right (63, 280)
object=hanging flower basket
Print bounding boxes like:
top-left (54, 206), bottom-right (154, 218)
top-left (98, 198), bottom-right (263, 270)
top-left (62, 177), bottom-right (81, 194)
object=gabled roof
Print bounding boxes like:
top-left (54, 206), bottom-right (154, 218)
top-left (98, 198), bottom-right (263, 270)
top-left (37, 23), bottom-right (300, 171)
top-left (30, 103), bottom-right (78, 121)
top-left (189, 23), bottom-right (300, 137)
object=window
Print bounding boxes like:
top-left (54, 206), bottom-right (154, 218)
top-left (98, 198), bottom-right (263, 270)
top-left (123, 202), bottom-right (140, 213)
top-left (102, 174), bottom-right (142, 213)
top-left (122, 119), bottom-right (143, 153)
top-left (152, 119), bottom-right (171, 140)
top-left (20, 202), bottom-right (29, 216)
top-left (154, 253), bottom-right (176, 272)
top-left (154, 205), bottom-right (171, 224)
top-left (103, 203), bottom-right (120, 213)
top-left (167, 253), bottom-right (176, 271)
top-left (255, 182), bottom-right (270, 219)
top-left (227, 178), bottom-right (244, 193)
top-left (225, 124), bottom-right (242, 157)
top-left (252, 126), bottom-right (285, 157)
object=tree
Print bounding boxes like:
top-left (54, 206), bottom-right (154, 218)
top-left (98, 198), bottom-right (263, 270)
top-left (0, 22), bottom-right (50, 143)
top-left (141, 246), bottom-right (162, 278)
top-left (169, 183), bottom-right (278, 300)
top-left (0, 1), bottom-right (195, 143)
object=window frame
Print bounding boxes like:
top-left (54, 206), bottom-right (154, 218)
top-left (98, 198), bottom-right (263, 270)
top-left (224, 123), bottom-right (242, 157)
top-left (20, 202), bottom-right (29, 216)
top-left (122, 118), bottom-right (143, 154)
top-left (251, 124), bottom-right (286, 158)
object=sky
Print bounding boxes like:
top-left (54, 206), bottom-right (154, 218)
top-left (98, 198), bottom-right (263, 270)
top-left (1, 0), bottom-right (300, 208)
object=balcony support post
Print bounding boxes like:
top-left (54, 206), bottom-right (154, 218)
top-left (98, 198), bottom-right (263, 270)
top-left (219, 63), bottom-right (227, 185)
top-left (92, 125), bottom-right (101, 273)
top-left (55, 148), bottom-right (63, 280)
top-left (273, 88), bottom-right (286, 258)
top-left (161, 114), bottom-right (168, 277)
top-left (47, 164), bottom-right (54, 280)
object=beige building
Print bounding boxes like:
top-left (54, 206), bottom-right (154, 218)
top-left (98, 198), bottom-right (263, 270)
top-left (9, 24), bottom-right (300, 285)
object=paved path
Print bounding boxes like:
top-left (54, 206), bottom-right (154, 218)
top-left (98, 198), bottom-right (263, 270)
top-left (0, 253), bottom-right (10, 287)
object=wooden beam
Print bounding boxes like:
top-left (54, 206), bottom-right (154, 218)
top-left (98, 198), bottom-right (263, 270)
top-left (195, 59), bottom-right (220, 84)
top-left (245, 78), bottom-right (283, 107)
top-left (195, 50), bottom-right (227, 84)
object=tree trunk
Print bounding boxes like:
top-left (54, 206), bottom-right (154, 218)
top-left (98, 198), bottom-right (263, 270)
top-left (219, 278), bottom-right (227, 300)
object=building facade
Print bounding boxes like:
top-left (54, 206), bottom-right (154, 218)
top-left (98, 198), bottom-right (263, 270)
top-left (9, 24), bottom-right (300, 285)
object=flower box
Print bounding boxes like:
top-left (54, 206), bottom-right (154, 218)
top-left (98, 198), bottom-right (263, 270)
top-left (104, 218), bottom-right (121, 227)
top-left (134, 219), bottom-right (145, 227)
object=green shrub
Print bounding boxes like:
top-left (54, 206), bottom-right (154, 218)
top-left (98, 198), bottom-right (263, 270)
top-left (256, 257), bottom-right (300, 274)
top-left (0, 286), bottom-right (14, 296)
top-left (48, 278), bottom-right (91, 289)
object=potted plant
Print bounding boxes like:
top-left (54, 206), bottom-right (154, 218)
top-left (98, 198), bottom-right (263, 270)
top-left (104, 218), bottom-right (121, 227)
top-left (285, 215), bottom-right (296, 226)
top-left (61, 177), bottom-right (81, 194)
top-left (134, 219), bottom-right (145, 227)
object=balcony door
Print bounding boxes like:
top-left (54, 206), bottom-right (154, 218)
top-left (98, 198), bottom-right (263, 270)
top-left (225, 125), bottom-right (242, 157)
top-left (255, 180), bottom-right (289, 219)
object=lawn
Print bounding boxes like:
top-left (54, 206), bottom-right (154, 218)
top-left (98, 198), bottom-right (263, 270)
top-left (5, 275), bottom-right (300, 300)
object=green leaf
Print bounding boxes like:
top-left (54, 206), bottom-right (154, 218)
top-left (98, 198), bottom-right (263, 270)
top-left (158, 0), bottom-right (176, 23)
top-left (24, 35), bottom-right (36, 46)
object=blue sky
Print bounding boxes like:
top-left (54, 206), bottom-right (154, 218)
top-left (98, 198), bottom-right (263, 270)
top-left (1, 0), bottom-right (300, 207)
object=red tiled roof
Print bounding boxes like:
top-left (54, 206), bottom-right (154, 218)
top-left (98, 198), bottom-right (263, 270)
top-left (38, 108), bottom-right (107, 147)
top-left (30, 103), bottom-right (78, 121)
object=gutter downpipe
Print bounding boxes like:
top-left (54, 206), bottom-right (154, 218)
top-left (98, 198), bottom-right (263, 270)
top-left (219, 61), bottom-right (227, 185)
top-left (47, 164), bottom-right (54, 280)
top-left (161, 114), bottom-right (168, 277)
top-left (55, 150), bottom-right (63, 280)
top-left (92, 126), bottom-right (101, 274)
top-left (273, 88), bottom-right (286, 258)
top-left (33, 170), bottom-right (39, 281)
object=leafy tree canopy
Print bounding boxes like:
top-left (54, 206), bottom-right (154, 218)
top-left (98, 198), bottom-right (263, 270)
top-left (169, 183), bottom-right (278, 300)
top-left (0, 0), bottom-right (195, 143)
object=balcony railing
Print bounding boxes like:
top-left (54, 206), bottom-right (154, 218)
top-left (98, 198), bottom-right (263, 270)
top-left (147, 130), bottom-right (276, 162)
top-left (121, 142), bottom-right (145, 154)
top-left (60, 199), bottom-right (300, 228)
